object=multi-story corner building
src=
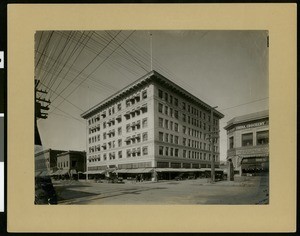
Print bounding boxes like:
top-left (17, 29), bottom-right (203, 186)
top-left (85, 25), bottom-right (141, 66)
top-left (81, 71), bottom-right (224, 180)
top-left (224, 110), bottom-right (269, 176)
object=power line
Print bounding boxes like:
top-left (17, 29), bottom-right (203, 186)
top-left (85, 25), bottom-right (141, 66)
top-left (50, 31), bottom-right (121, 105)
top-left (49, 30), bottom-right (136, 114)
top-left (219, 97), bottom-right (269, 111)
top-left (48, 31), bottom-right (96, 101)
top-left (39, 81), bottom-right (84, 112)
top-left (47, 31), bottom-right (89, 98)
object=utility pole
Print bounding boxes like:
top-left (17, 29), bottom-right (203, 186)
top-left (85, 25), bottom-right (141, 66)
top-left (209, 106), bottom-right (218, 183)
top-left (35, 79), bottom-right (51, 145)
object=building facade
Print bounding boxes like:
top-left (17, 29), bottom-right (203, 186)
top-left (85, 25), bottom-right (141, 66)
top-left (35, 148), bottom-right (65, 176)
top-left (224, 110), bottom-right (269, 175)
top-left (81, 71), bottom-right (224, 180)
top-left (56, 151), bottom-right (86, 179)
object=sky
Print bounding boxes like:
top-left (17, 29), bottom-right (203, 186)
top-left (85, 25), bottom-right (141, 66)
top-left (35, 30), bottom-right (269, 160)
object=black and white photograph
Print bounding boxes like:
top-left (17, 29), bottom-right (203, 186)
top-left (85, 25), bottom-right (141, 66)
top-left (34, 30), bottom-right (269, 205)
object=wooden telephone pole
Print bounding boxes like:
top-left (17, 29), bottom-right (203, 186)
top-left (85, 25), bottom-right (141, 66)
top-left (35, 79), bottom-right (50, 145)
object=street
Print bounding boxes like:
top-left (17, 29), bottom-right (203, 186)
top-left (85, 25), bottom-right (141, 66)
top-left (53, 175), bottom-right (269, 205)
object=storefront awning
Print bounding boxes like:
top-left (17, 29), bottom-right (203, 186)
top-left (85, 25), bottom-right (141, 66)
top-left (155, 168), bottom-right (205, 173)
top-left (114, 168), bottom-right (154, 174)
top-left (84, 170), bottom-right (106, 175)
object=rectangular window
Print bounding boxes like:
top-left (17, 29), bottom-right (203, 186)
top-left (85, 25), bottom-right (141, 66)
top-left (257, 130), bottom-right (269, 145)
top-left (174, 123), bottom-right (179, 132)
top-left (183, 138), bottom-right (186, 146)
top-left (183, 114), bottom-right (186, 122)
top-left (174, 110), bottom-right (179, 119)
top-left (182, 102), bottom-right (186, 110)
top-left (169, 95), bottom-right (173, 104)
top-left (142, 146), bottom-right (148, 155)
top-left (118, 127), bottom-right (122, 135)
top-left (174, 98), bottom-right (178, 106)
top-left (175, 136), bottom-right (178, 144)
top-left (165, 119), bottom-right (169, 129)
top-left (165, 133), bottom-right (169, 142)
top-left (159, 146), bottom-right (164, 155)
top-left (142, 118), bottom-right (148, 128)
top-left (164, 105), bottom-right (168, 115)
top-left (118, 151), bottom-right (122, 158)
top-left (242, 133), bottom-right (253, 146)
top-left (159, 118), bottom-right (163, 127)
top-left (164, 92), bottom-right (168, 101)
top-left (159, 132), bottom-right (164, 141)
top-left (170, 134), bottom-right (174, 143)
top-left (169, 108), bottom-right (173, 117)
top-left (103, 133), bottom-right (106, 140)
top-left (143, 132), bottom-right (148, 141)
top-left (170, 148), bottom-right (174, 156)
top-left (183, 126), bottom-right (186, 134)
top-left (175, 149), bottom-right (179, 157)
top-left (118, 139), bottom-right (122, 147)
top-left (127, 149), bottom-right (131, 158)
top-left (170, 121), bottom-right (173, 130)
top-left (165, 147), bottom-right (169, 156)
top-left (142, 90), bottom-right (147, 99)
top-left (183, 150), bottom-right (186, 158)
top-left (158, 89), bottom-right (163, 99)
top-left (118, 103), bottom-right (122, 111)
top-left (126, 124), bottom-right (131, 132)
top-left (158, 103), bottom-right (163, 113)
top-left (229, 137), bottom-right (234, 149)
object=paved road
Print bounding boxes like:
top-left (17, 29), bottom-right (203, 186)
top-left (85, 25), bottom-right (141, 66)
top-left (53, 175), bottom-right (269, 205)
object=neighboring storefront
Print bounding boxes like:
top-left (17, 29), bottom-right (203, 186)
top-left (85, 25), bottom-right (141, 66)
top-left (224, 110), bottom-right (269, 176)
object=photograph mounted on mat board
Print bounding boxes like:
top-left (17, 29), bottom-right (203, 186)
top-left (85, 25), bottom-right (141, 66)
top-left (8, 4), bottom-right (296, 232)
top-left (34, 30), bottom-right (269, 205)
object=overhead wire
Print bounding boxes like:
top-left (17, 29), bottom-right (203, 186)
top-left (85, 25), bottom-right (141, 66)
top-left (49, 30), bottom-right (135, 114)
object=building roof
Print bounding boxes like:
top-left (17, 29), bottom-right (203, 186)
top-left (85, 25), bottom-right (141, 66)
top-left (81, 70), bottom-right (224, 119)
top-left (57, 150), bottom-right (86, 157)
top-left (34, 148), bottom-right (65, 156)
top-left (224, 110), bottom-right (269, 130)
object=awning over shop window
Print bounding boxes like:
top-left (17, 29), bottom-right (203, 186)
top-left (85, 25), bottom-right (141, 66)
top-left (114, 168), bottom-right (154, 174)
top-left (84, 170), bottom-right (106, 174)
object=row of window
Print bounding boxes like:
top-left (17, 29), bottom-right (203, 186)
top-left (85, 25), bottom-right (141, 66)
top-left (158, 89), bottom-right (178, 106)
top-left (88, 146), bottom-right (149, 162)
top-left (126, 90), bottom-right (147, 107)
top-left (158, 146), bottom-right (179, 157)
top-left (157, 161), bottom-right (213, 168)
top-left (89, 118), bottom-right (148, 143)
top-left (88, 90), bottom-right (148, 126)
top-left (124, 104), bottom-right (148, 120)
top-left (57, 160), bottom-right (77, 168)
top-left (158, 117), bottom-right (179, 132)
top-left (158, 89), bottom-right (219, 125)
top-left (158, 145), bottom-right (218, 161)
top-left (229, 130), bottom-right (269, 149)
top-left (126, 118), bottom-right (148, 133)
top-left (158, 132), bottom-right (179, 144)
top-left (183, 150), bottom-right (217, 161)
top-left (89, 132), bottom-right (149, 153)
top-left (158, 103), bottom-right (179, 119)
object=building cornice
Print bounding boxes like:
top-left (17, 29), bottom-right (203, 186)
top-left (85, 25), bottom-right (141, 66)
top-left (81, 70), bottom-right (224, 119)
top-left (224, 110), bottom-right (269, 131)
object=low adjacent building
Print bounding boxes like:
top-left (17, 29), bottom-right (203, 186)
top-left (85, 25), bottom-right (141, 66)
top-left (55, 150), bottom-right (86, 179)
top-left (224, 110), bottom-right (269, 175)
top-left (35, 148), bottom-right (65, 177)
